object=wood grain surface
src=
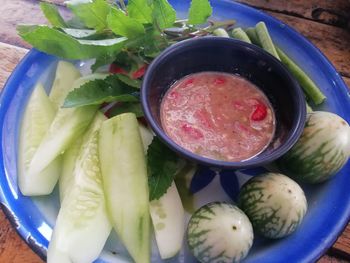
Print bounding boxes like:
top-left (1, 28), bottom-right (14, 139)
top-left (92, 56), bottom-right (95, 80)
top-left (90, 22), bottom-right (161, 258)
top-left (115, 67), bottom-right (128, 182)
top-left (0, 0), bottom-right (349, 262)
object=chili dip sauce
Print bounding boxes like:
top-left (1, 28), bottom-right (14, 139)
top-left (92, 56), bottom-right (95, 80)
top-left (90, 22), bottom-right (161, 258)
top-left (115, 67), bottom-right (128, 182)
top-left (160, 72), bottom-right (276, 162)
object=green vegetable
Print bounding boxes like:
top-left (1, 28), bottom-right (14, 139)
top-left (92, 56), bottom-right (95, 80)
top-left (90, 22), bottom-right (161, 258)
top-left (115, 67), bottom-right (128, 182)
top-left (49, 61), bottom-right (81, 109)
top-left (231, 28), bottom-right (251, 43)
top-left (107, 8), bottom-right (145, 38)
top-left (17, 25), bottom-right (127, 60)
top-left (127, 0), bottom-right (153, 24)
top-left (139, 126), bottom-right (185, 259)
top-left (99, 113), bottom-right (150, 263)
top-left (147, 137), bottom-right (179, 201)
top-left (40, 2), bottom-right (67, 28)
top-left (277, 111), bottom-right (350, 183)
top-left (18, 83), bottom-right (61, 196)
top-left (47, 112), bottom-right (111, 263)
top-left (255, 22), bottom-right (280, 60)
top-left (63, 75), bottom-right (139, 108)
top-left (212, 28), bottom-right (229, 37)
top-left (245, 27), bottom-right (260, 45)
top-left (108, 102), bottom-right (144, 118)
top-left (27, 105), bottom-right (98, 181)
top-left (238, 173), bottom-right (307, 239)
top-left (276, 48), bottom-right (326, 105)
top-left (152, 0), bottom-right (176, 29)
top-left (66, 0), bottom-right (111, 32)
top-left (188, 0), bottom-right (212, 25)
top-left (187, 202), bottom-right (254, 263)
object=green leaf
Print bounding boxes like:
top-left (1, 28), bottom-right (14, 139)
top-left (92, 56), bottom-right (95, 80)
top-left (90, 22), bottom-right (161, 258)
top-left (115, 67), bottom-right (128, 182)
top-left (152, 0), bottom-right (176, 29)
top-left (116, 74), bottom-right (141, 88)
top-left (60, 28), bottom-right (97, 38)
top-left (63, 75), bottom-right (139, 107)
top-left (188, 0), bottom-right (212, 25)
top-left (107, 8), bottom-right (145, 38)
top-left (147, 137), bottom-right (179, 200)
top-left (66, 0), bottom-right (110, 31)
top-left (40, 2), bottom-right (67, 27)
top-left (17, 25), bottom-right (126, 60)
top-left (127, 0), bottom-right (153, 24)
top-left (108, 102), bottom-right (144, 117)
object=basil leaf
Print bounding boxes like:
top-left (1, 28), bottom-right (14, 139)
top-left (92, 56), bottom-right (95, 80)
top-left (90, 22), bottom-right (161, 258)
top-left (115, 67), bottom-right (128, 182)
top-left (66, 0), bottom-right (110, 31)
top-left (17, 25), bottom-right (126, 60)
top-left (108, 102), bottom-right (144, 117)
top-left (61, 28), bottom-right (97, 38)
top-left (63, 75), bottom-right (139, 107)
top-left (107, 8), bottom-right (145, 38)
top-left (40, 2), bottom-right (67, 28)
top-left (127, 0), bottom-right (153, 24)
top-left (148, 137), bottom-right (179, 200)
top-left (188, 0), bottom-right (212, 25)
top-left (152, 0), bottom-right (176, 29)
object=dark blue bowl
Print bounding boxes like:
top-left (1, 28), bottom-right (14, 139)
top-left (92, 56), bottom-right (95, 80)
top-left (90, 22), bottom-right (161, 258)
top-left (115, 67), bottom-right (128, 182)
top-left (141, 37), bottom-right (306, 169)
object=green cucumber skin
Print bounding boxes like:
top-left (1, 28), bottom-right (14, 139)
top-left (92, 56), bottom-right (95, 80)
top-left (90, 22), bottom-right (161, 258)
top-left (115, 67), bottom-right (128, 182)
top-left (99, 113), bottom-right (150, 263)
top-left (48, 114), bottom-right (111, 263)
top-left (278, 111), bottom-right (350, 183)
top-left (238, 173), bottom-right (307, 239)
top-left (187, 202), bottom-right (253, 263)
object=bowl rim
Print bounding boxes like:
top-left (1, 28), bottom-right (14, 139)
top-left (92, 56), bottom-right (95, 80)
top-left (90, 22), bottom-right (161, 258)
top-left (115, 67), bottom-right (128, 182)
top-left (141, 36), bottom-right (307, 168)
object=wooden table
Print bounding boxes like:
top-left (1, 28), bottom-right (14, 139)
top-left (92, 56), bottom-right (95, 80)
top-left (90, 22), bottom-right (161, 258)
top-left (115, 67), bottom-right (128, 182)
top-left (0, 0), bottom-right (349, 262)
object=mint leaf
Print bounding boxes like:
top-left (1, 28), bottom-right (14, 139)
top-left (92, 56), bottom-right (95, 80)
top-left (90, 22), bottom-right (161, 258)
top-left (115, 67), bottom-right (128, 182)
top-left (108, 102), bottom-right (144, 117)
top-left (40, 2), bottom-right (67, 28)
top-left (107, 8), bottom-right (145, 38)
top-left (17, 25), bottom-right (126, 60)
top-left (127, 0), bottom-right (153, 24)
top-left (63, 75), bottom-right (139, 107)
top-left (116, 74), bottom-right (141, 88)
top-left (148, 137), bottom-right (179, 200)
top-left (66, 0), bottom-right (110, 31)
top-left (188, 0), bottom-right (212, 25)
top-left (152, 0), bottom-right (176, 29)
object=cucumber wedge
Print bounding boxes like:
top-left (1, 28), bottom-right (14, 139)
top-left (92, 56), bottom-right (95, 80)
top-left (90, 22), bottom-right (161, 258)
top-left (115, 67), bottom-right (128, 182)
top-left (49, 61), bottom-right (81, 109)
top-left (139, 125), bottom-right (185, 259)
top-left (47, 113), bottom-right (111, 263)
top-left (150, 182), bottom-right (185, 259)
top-left (99, 113), bottom-right (150, 263)
top-left (18, 83), bottom-right (62, 196)
top-left (28, 105), bottom-right (98, 181)
top-left (59, 112), bottom-right (107, 202)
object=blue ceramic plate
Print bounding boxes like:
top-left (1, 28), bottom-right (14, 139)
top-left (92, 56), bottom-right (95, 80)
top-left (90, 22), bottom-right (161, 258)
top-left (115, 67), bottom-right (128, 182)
top-left (1, 1), bottom-right (350, 262)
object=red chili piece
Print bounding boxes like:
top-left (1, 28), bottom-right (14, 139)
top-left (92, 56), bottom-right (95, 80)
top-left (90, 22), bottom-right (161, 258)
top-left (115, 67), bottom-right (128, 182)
top-left (181, 124), bottom-right (204, 139)
top-left (183, 78), bottom-right (194, 87)
top-left (251, 103), bottom-right (267, 121)
top-left (213, 77), bottom-right (226, 85)
top-left (131, 64), bottom-right (147, 79)
top-left (109, 64), bottom-right (128, 75)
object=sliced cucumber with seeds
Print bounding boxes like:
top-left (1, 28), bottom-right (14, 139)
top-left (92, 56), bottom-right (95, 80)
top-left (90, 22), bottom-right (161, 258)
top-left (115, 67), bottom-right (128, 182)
top-left (238, 173), bottom-right (307, 239)
top-left (49, 61), bottom-right (81, 109)
top-left (99, 113), bottom-right (150, 263)
top-left (18, 83), bottom-right (62, 196)
top-left (187, 202), bottom-right (253, 263)
top-left (47, 113), bottom-right (110, 263)
top-left (27, 105), bottom-right (98, 181)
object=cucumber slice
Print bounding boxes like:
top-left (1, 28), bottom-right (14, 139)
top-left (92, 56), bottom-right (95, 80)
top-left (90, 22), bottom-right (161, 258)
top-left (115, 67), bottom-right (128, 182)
top-left (28, 105), bottom-right (98, 181)
top-left (150, 182), bottom-right (185, 259)
top-left (99, 113), bottom-right (150, 263)
top-left (59, 112), bottom-right (106, 202)
top-left (49, 61), bottom-right (81, 109)
top-left (47, 113), bottom-right (111, 263)
top-left (139, 125), bottom-right (185, 259)
top-left (18, 83), bottom-right (62, 196)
